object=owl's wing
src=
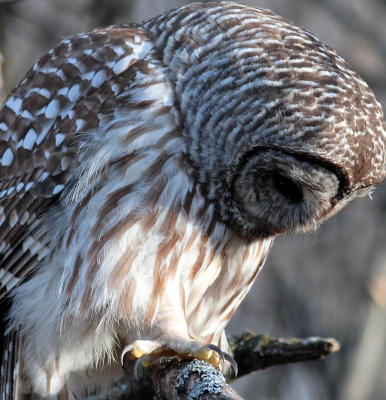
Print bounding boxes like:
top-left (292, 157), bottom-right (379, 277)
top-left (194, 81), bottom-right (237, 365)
top-left (0, 25), bottom-right (154, 300)
top-left (0, 24), bottom-right (158, 400)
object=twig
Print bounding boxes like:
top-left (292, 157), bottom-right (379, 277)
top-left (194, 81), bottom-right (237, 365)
top-left (229, 332), bottom-right (340, 379)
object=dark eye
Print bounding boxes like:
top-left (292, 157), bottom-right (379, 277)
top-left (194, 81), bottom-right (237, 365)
top-left (272, 173), bottom-right (303, 203)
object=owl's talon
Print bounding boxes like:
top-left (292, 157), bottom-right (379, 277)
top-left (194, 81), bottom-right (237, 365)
top-left (120, 346), bottom-right (129, 367)
top-left (206, 344), bottom-right (225, 366)
top-left (120, 344), bottom-right (138, 372)
top-left (207, 344), bottom-right (238, 376)
top-left (223, 352), bottom-right (238, 377)
top-left (120, 339), bottom-right (234, 379)
top-left (121, 348), bottom-right (129, 374)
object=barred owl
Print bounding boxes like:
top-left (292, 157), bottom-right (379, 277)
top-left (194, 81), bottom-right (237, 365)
top-left (0, 1), bottom-right (385, 399)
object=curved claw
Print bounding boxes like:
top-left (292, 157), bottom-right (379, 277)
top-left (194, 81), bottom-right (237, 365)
top-left (120, 345), bottom-right (132, 374)
top-left (206, 344), bottom-right (225, 366)
top-left (223, 352), bottom-right (238, 377)
top-left (206, 344), bottom-right (238, 377)
top-left (121, 349), bottom-right (147, 381)
top-left (120, 345), bottom-right (130, 367)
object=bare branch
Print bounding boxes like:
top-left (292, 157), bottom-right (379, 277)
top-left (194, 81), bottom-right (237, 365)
top-left (229, 332), bottom-right (340, 379)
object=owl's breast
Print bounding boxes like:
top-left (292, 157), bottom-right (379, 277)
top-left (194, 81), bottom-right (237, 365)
top-left (183, 228), bottom-right (272, 344)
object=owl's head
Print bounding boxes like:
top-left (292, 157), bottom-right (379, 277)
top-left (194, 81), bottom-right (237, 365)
top-left (147, 2), bottom-right (386, 239)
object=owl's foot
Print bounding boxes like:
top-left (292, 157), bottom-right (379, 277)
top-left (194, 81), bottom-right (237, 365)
top-left (120, 339), bottom-right (237, 379)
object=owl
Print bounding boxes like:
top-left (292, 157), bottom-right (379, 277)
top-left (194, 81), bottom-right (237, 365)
top-left (0, 1), bottom-right (385, 399)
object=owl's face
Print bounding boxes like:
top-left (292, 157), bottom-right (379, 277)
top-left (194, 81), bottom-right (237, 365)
top-left (227, 147), bottom-right (353, 239)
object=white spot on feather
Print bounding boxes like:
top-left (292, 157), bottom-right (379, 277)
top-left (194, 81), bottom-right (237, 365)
top-left (38, 171), bottom-right (49, 182)
top-left (6, 97), bottom-right (22, 114)
top-left (23, 129), bottom-right (37, 150)
top-left (56, 69), bottom-right (66, 80)
top-left (25, 182), bottom-right (34, 191)
top-left (76, 119), bottom-right (86, 131)
top-left (55, 134), bottom-right (66, 147)
top-left (2, 148), bottom-right (14, 166)
top-left (45, 99), bottom-right (60, 118)
top-left (57, 87), bottom-right (69, 96)
top-left (132, 39), bottom-right (152, 58)
top-left (38, 88), bottom-right (51, 98)
top-left (21, 110), bottom-right (33, 119)
top-left (68, 84), bottom-right (81, 102)
top-left (113, 56), bottom-right (136, 75)
top-left (92, 70), bottom-right (106, 87)
top-left (53, 184), bottom-right (64, 195)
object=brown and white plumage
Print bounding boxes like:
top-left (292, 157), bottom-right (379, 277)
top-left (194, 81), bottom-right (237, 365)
top-left (0, 1), bottom-right (385, 398)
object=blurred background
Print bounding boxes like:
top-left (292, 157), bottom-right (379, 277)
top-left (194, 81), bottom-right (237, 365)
top-left (0, 0), bottom-right (385, 399)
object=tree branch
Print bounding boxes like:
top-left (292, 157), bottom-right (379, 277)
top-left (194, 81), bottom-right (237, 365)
top-left (229, 332), bottom-right (340, 379)
top-left (151, 359), bottom-right (244, 400)
top-left (104, 332), bottom-right (339, 399)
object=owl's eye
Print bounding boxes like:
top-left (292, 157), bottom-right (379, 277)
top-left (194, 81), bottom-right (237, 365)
top-left (272, 173), bottom-right (303, 203)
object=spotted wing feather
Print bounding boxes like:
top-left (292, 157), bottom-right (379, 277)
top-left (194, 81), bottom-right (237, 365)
top-left (0, 25), bottom-right (155, 399)
top-left (0, 25), bottom-right (152, 297)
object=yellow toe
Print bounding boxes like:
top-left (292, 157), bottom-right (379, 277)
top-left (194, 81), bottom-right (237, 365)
top-left (121, 340), bottom-right (226, 372)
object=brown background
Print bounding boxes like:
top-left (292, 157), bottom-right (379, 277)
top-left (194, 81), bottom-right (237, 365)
top-left (1, 1), bottom-right (385, 399)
